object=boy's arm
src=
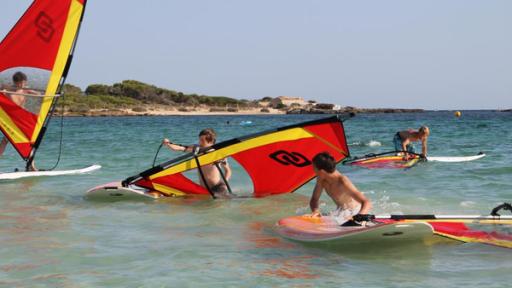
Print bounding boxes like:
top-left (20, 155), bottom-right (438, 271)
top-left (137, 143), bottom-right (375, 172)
top-left (163, 138), bottom-right (192, 152)
top-left (421, 138), bottom-right (427, 156)
top-left (309, 182), bottom-right (323, 216)
top-left (401, 139), bottom-right (410, 158)
top-left (401, 138), bottom-right (409, 152)
top-left (0, 137), bottom-right (8, 156)
top-left (222, 161), bottom-right (232, 181)
top-left (167, 143), bottom-right (187, 152)
top-left (340, 175), bottom-right (372, 214)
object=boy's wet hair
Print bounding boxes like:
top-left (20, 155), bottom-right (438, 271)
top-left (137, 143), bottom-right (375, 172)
top-left (199, 128), bottom-right (216, 144)
top-left (419, 126), bottom-right (430, 135)
top-left (13, 71), bottom-right (27, 83)
top-left (312, 152), bottom-right (336, 173)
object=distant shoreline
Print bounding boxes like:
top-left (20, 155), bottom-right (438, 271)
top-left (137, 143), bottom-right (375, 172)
top-left (57, 81), bottom-right (426, 117)
top-left (58, 108), bottom-right (510, 117)
top-left (60, 106), bottom-right (426, 117)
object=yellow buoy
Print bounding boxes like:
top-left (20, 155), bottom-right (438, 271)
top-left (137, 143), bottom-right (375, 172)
top-left (454, 111), bottom-right (461, 117)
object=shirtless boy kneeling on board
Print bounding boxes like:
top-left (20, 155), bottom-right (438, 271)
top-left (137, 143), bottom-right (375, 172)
top-left (308, 152), bottom-right (373, 226)
top-left (393, 126), bottom-right (430, 159)
top-left (0, 71), bottom-right (39, 171)
top-left (161, 128), bottom-right (232, 197)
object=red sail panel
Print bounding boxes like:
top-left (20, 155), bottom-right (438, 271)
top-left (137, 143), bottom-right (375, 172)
top-left (0, 0), bottom-right (71, 72)
top-left (0, 94), bottom-right (38, 157)
top-left (304, 121), bottom-right (349, 156)
top-left (429, 222), bottom-right (512, 249)
top-left (232, 137), bottom-right (346, 197)
top-left (135, 173), bottom-right (209, 196)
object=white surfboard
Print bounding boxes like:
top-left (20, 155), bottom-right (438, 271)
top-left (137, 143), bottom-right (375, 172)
top-left (276, 215), bottom-right (434, 245)
top-left (427, 153), bottom-right (485, 163)
top-left (85, 182), bottom-right (159, 201)
top-left (0, 164), bottom-right (101, 180)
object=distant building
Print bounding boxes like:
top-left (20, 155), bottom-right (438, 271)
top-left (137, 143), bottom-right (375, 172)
top-left (270, 96), bottom-right (307, 108)
top-left (258, 100), bottom-right (271, 107)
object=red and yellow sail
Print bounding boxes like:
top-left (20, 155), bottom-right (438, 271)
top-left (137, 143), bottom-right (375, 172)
top-left (378, 218), bottom-right (512, 249)
top-left (127, 116), bottom-right (351, 197)
top-left (0, 0), bottom-right (86, 160)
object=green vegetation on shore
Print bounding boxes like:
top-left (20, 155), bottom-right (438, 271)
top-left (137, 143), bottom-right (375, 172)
top-left (58, 80), bottom-right (254, 113)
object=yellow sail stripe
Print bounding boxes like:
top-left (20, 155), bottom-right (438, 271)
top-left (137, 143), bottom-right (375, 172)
top-left (434, 232), bottom-right (512, 248)
top-left (152, 183), bottom-right (187, 196)
top-left (0, 107), bottom-right (30, 143)
top-left (306, 129), bottom-right (347, 156)
top-left (150, 127), bottom-right (315, 180)
top-left (32, 0), bottom-right (84, 142)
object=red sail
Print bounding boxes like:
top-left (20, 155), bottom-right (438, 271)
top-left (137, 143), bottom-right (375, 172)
top-left (130, 116), bottom-right (351, 197)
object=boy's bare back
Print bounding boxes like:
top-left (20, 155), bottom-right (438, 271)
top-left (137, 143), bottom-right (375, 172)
top-left (317, 172), bottom-right (360, 210)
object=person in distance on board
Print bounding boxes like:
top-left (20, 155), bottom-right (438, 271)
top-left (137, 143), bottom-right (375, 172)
top-left (162, 128), bottom-right (232, 197)
top-left (0, 72), bottom-right (39, 171)
top-left (307, 152), bottom-right (373, 226)
top-left (393, 126), bottom-right (430, 159)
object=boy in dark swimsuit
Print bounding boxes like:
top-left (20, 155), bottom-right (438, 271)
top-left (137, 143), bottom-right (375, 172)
top-left (393, 126), bottom-right (430, 158)
top-left (163, 128), bottom-right (231, 196)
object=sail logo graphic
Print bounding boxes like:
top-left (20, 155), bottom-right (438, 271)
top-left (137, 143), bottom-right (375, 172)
top-left (35, 12), bottom-right (55, 42)
top-left (269, 150), bottom-right (311, 167)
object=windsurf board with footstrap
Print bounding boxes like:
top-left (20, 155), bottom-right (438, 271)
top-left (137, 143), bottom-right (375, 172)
top-left (276, 203), bottom-right (512, 248)
top-left (276, 215), bottom-right (434, 244)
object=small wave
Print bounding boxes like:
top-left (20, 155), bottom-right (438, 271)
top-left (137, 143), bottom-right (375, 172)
top-left (295, 207), bottom-right (309, 215)
top-left (240, 120), bottom-right (253, 126)
top-left (368, 192), bottom-right (402, 212)
top-left (471, 166), bottom-right (512, 176)
top-left (348, 140), bottom-right (382, 147)
top-left (460, 201), bottom-right (476, 207)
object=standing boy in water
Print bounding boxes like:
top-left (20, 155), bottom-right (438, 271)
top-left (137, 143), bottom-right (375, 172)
top-left (393, 126), bottom-right (430, 158)
top-left (163, 128), bottom-right (232, 196)
top-left (0, 72), bottom-right (39, 171)
top-left (308, 152), bottom-right (373, 226)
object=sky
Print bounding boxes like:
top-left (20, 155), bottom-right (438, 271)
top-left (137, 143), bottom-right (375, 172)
top-left (2, 0), bottom-right (511, 109)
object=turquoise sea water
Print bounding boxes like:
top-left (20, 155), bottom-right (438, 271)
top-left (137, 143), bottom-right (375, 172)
top-left (0, 111), bottom-right (511, 287)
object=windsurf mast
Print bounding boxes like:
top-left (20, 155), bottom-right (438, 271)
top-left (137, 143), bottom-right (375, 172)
top-left (0, 0), bottom-right (88, 171)
top-left (192, 148), bottom-right (215, 198)
top-left (374, 203), bottom-right (512, 223)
